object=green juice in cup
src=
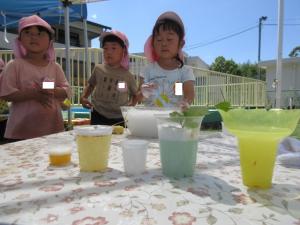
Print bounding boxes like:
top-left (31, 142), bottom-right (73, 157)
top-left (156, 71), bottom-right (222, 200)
top-left (159, 139), bottom-right (198, 178)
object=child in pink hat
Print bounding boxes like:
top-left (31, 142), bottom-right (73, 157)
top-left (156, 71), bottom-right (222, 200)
top-left (0, 15), bottom-right (71, 140)
top-left (80, 30), bottom-right (139, 126)
top-left (141, 11), bottom-right (195, 107)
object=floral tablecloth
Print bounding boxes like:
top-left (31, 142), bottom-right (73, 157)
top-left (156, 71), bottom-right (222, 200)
top-left (0, 131), bottom-right (300, 225)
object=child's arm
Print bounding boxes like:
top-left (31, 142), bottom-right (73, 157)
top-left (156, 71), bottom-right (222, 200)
top-left (128, 91), bottom-right (143, 106)
top-left (80, 84), bottom-right (94, 109)
top-left (2, 89), bottom-right (53, 108)
top-left (183, 80), bottom-right (195, 104)
top-left (53, 87), bottom-right (68, 100)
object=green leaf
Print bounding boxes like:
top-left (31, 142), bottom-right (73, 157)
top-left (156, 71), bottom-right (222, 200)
top-left (183, 106), bottom-right (209, 117)
top-left (183, 118), bottom-right (199, 128)
top-left (169, 111), bottom-right (184, 125)
top-left (160, 93), bottom-right (170, 103)
top-left (154, 98), bottom-right (163, 107)
top-left (169, 107), bottom-right (208, 128)
top-left (215, 101), bottom-right (231, 112)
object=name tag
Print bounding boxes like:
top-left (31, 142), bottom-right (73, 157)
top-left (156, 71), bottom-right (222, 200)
top-left (175, 82), bottom-right (183, 96)
top-left (117, 81), bottom-right (127, 92)
top-left (118, 82), bottom-right (126, 89)
top-left (42, 81), bottom-right (54, 89)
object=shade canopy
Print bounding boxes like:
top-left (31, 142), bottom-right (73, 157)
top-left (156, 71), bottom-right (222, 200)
top-left (0, 0), bottom-right (87, 28)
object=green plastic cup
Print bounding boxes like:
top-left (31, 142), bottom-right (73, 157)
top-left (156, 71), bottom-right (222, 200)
top-left (219, 109), bottom-right (300, 189)
top-left (156, 115), bottom-right (203, 178)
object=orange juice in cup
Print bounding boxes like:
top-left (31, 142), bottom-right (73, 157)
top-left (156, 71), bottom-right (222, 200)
top-left (47, 135), bottom-right (74, 166)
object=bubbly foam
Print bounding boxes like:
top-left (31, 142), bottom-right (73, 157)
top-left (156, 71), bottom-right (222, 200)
top-left (74, 125), bottom-right (112, 136)
top-left (126, 109), bottom-right (171, 138)
top-left (49, 146), bottom-right (72, 155)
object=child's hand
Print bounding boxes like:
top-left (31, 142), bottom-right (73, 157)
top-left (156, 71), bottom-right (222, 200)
top-left (141, 82), bottom-right (158, 98)
top-left (25, 89), bottom-right (53, 108)
top-left (80, 97), bottom-right (93, 109)
top-left (177, 98), bottom-right (190, 111)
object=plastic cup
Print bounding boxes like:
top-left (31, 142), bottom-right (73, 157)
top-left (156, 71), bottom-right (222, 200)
top-left (74, 125), bottom-right (112, 172)
top-left (121, 139), bottom-right (148, 176)
top-left (219, 109), bottom-right (300, 189)
top-left (120, 106), bottom-right (176, 138)
top-left (156, 115), bottom-right (203, 178)
top-left (47, 135), bottom-right (74, 166)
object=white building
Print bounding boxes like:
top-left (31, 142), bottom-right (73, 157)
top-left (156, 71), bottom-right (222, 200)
top-left (259, 57), bottom-right (300, 108)
top-left (185, 56), bottom-right (209, 69)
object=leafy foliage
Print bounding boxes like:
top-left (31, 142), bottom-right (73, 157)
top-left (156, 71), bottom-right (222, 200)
top-left (215, 101), bottom-right (231, 112)
top-left (169, 106), bottom-right (209, 128)
top-left (210, 56), bottom-right (266, 81)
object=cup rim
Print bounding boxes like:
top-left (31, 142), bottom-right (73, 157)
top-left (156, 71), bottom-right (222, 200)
top-left (121, 139), bottom-right (149, 147)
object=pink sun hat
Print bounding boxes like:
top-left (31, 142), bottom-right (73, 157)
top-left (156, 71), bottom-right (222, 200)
top-left (13, 15), bottom-right (55, 61)
top-left (100, 30), bottom-right (130, 70)
top-left (144, 11), bottom-right (185, 63)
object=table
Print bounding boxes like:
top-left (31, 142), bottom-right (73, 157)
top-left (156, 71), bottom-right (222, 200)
top-left (0, 131), bottom-right (300, 225)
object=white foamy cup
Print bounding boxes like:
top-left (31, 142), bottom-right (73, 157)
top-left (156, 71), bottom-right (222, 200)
top-left (121, 139), bottom-right (148, 176)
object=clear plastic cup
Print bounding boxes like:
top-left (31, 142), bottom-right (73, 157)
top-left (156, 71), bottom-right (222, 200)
top-left (121, 139), bottom-right (148, 176)
top-left (47, 135), bottom-right (74, 166)
top-left (74, 125), bottom-right (113, 172)
top-left (219, 109), bottom-right (300, 188)
top-left (156, 115), bottom-right (203, 178)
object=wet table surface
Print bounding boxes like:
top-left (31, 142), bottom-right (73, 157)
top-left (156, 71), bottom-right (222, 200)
top-left (0, 130), bottom-right (299, 225)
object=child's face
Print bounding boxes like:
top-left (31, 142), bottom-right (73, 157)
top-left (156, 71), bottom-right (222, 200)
top-left (153, 27), bottom-right (181, 60)
top-left (103, 42), bottom-right (124, 67)
top-left (19, 26), bottom-right (50, 55)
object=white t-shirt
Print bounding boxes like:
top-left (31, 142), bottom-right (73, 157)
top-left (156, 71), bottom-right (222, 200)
top-left (142, 62), bottom-right (195, 106)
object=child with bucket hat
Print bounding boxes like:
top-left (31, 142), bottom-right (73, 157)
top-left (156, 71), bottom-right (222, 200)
top-left (0, 15), bottom-right (71, 140)
top-left (141, 11), bottom-right (195, 107)
top-left (80, 30), bottom-right (139, 126)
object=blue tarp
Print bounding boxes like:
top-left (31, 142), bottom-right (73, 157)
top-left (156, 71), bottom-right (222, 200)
top-left (0, 0), bottom-right (87, 28)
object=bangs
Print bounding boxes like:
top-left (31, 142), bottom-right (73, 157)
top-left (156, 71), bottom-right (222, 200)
top-left (101, 35), bottom-right (125, 48)
top-left (22, 25), bottom-right (53, 39)
top-left (153, 19), bottom-right (184, 40)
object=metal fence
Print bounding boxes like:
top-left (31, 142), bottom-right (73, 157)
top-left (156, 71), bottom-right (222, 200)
top-left (0, 48), bottom-right (266, 107)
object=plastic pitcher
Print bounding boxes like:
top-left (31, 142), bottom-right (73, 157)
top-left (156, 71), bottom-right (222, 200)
top-left (156, 115), bottom-right (203, 178)
top-left (75, 125), bottom-right (113, 172)
top-left (219, 109), bottom-right (300, 189)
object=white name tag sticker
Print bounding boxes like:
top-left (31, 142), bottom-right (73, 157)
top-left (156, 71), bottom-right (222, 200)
top-left (118, 82), bottom-right (126, 89)
top-left (42, 81), bottom-right (54, 89)
top-left (175, 82), bottom-right (183, 96)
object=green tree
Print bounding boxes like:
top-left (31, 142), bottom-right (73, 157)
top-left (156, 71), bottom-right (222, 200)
top-left (210, 56), bottom-right (266, 81)
top-left (210, 56), bottom-right (239, 75)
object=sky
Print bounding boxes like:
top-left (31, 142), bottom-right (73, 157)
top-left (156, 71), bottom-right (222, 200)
top-left (87, 0), bottom-right (300, 65)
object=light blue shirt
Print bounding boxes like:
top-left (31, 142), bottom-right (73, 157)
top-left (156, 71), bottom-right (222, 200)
top-left (142, 62), bottom-right (195, 106)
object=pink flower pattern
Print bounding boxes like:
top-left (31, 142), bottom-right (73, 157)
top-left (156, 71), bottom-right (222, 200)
top-left (72, 216), bottom-right (108, 225)
top-left (168, 212), bottom-right (196, 225)
top-left (39, 182), bottom-right (64, 192)
top-left (0, 133), bottom-right (298, 225)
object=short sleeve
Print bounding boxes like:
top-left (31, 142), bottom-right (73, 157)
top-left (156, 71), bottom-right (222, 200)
top-left (182, 66), bottom-right (195, 83)
top-left (88, 65), bottom-right (98, 86)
